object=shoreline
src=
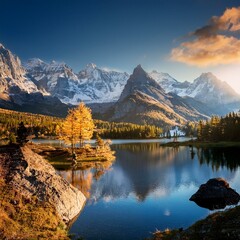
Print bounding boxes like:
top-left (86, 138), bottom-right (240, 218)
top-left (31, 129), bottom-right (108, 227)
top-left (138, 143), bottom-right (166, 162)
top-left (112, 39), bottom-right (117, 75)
top-left (160, 140), bottom-right (240, 148)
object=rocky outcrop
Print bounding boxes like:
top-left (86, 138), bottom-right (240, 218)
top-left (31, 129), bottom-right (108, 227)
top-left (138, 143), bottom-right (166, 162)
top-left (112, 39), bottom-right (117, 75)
top-left (0, 44), bottom-right (39, 95)
top-left (190, 178), bottom-right (240, 210)
top-left (1, 144), bottom-right (86, 222)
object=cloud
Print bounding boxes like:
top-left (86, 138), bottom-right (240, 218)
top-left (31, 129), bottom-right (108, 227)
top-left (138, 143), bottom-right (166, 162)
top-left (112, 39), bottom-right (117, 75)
top-left (171, 7), bottom-right (240, 67)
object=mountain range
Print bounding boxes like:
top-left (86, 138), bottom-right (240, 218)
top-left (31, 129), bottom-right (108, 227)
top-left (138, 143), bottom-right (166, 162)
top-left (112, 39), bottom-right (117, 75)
top-left (0, 43), bottom-right (239, 126)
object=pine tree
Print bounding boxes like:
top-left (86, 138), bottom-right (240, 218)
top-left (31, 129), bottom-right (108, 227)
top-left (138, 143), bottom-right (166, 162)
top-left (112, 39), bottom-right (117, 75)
top-left (16, 122), bottom-right (28, 145)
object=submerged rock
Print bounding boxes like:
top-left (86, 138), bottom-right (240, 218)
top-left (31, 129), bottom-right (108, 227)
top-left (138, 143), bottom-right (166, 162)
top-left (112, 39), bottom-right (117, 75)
top-left (190, 178), bottom-right (240, 210)
top-left (3, 144), bottom-right (86, 222)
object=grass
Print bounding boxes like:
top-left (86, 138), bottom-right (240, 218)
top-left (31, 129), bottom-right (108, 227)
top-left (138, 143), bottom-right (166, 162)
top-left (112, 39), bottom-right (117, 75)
top-left (148, 206), bottom-right (240, 240)
top-left (0, 179), bottom-right (69, 240)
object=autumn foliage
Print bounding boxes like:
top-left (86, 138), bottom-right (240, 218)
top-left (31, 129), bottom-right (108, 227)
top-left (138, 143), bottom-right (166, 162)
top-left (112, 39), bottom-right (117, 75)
top-left (61, 103), bottom-right (94, 152)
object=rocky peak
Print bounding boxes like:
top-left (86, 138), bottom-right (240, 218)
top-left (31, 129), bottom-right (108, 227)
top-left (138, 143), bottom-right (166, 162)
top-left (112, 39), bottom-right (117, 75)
top-left (0, 43), bottom-right (25, 80)
top-left (83, 63), bottom-right (98, 77)
top-left (200, 72), bottom-right (216, 79)
top-left (86, 63), bottom-right (97, 70)
top-left (119, 65), bottom-right (165, 102)
top-left (25, 58), bottom-right (45, 68)
top-left (149, 70), bottom-right (178, 84)
top-left (132, 64), bottom-right (147, 78)
top-left (195, 72), bottom-right (220, 85)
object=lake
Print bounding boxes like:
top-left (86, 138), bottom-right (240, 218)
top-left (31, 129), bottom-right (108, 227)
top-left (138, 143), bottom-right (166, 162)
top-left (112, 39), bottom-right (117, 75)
top-left (35, 139), bottom-right (240, 240)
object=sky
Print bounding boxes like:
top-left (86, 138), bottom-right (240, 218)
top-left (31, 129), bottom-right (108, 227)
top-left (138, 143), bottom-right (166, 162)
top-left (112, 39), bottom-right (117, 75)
top-left (1, 0), bottom-right (240, 92)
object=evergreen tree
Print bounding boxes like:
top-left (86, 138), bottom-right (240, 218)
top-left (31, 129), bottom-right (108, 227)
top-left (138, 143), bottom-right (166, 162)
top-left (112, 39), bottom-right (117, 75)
top-left (16, 122), bottom-right (28, 145)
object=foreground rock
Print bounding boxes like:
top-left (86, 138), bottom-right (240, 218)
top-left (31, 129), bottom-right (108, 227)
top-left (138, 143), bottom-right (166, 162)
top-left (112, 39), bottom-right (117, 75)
top-left (1, 144), bottom-right (86, 222)
top-left (190, 178), bottom-right (240, 210)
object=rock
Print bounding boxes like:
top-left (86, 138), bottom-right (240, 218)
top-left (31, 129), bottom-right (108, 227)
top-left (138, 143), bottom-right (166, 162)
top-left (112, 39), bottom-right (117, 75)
top-left (3, 144), bottom-right (86, 222)
top-left (190, 178), bottom-right (240, 210)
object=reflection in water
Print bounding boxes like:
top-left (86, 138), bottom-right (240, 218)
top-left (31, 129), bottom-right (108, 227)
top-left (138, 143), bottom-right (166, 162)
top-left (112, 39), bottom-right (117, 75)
top-left (60, 144), bottom-right (240, 202)
top-left (198, 147), bottom-right (240, 171)
top-left (58, 161), bottom-right (113, 198)
top-left (60, 143), bottom-right (240, 240)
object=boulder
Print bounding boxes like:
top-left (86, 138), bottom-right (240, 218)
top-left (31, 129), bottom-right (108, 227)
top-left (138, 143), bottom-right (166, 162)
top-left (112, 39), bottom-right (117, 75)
top-left (190, 178), bottom-right (240, 210)
top-left (4, 144), bottom-right (86, 222)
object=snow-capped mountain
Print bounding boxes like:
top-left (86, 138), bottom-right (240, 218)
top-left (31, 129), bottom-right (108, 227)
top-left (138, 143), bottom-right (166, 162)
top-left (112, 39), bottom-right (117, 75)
top-left (25, 58), bottom-right (78, 93)
top-left (1, 42), bottom-right (239, 121)
top-left (25, 60), bottom-right (129, 104)
top-left (105, 65), bottom-right (211, 127)
top-left (0, 45), bottom-right (69, 117)
top-left (182, 73), bottom-right (240, 105)
top-left (73, 63), bottom-right (129, 104)
top-left (149, 71), bottom-right (240, 109)
top-left (149, 71), bottom-right (191, 96)
top-left (25, 56), bottom-right (240, 110)
top-left (0, 44), bottom-right (39, 96)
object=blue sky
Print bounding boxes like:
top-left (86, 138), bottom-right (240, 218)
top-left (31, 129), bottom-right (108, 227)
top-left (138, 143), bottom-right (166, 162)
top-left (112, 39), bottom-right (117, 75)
top-left (1, 0), bottom-right (240, 92)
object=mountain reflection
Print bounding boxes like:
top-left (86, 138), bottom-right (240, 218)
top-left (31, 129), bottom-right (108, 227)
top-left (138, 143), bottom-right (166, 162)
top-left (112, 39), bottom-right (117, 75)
top-left (58, 143), bottom-right (240, 203)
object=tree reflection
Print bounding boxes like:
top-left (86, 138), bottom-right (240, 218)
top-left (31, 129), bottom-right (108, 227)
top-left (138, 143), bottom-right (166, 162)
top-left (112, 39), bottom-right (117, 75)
top-left (58, 160), bottom-right (114, 198)
top-left (197, 147), bottom-right (240, 171)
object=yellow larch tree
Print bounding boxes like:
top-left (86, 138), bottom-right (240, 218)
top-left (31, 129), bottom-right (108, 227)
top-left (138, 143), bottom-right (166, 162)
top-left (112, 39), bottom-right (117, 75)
top-left (74, 102), bottom-right (95, 147)
top-left (61, 108), bottom-right (79, 154)
top-left (61, 103), bottom-right (95, 152)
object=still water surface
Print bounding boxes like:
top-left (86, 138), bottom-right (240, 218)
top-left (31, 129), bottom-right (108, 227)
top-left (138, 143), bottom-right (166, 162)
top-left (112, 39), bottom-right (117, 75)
top-left (36, 139), bottom-right (240, 240)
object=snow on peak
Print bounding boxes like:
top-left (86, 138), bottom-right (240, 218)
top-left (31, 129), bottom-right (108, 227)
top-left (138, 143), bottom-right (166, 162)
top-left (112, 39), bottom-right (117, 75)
top-left (149, 71), bottom-right (177, 83)
top-left (149, 70), bottom-right (183, 94)
top-left (25, 58), bottom-right (45, 70)
top-left (197, 72), bottom-right (219, 82)
top-left (86, 63), bottom-right (97, 69)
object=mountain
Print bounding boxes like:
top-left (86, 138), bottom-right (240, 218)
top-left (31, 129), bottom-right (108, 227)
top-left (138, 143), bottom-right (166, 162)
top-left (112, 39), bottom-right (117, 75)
top-left (25, 58), bottom-right (78, 94)
top-left (0, 44), bottom-right (69, 117)
top-left (103, 65), bottom-right (211, 127)
top-left (149, 71), bottom-right (191, 96)
top-left (0, 44), bottom-right (39, 99)
top-left (183, 73), bottom-right (240, 110)
top-left (149, 71), bottom-right (240, 114)
top-left (1, 42), bottom-right (239, 124)
top-left (25, 55), bottom-right (240, 116)
top-left (25, 60), bottom-right (129, 104)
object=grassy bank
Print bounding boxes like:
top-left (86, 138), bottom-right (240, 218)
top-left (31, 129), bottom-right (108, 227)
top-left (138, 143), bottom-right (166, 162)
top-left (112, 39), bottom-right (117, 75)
top-left (148, 205), bottom-right (240, 240)
top-left (0, 179), bottom-right (69, 240)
